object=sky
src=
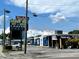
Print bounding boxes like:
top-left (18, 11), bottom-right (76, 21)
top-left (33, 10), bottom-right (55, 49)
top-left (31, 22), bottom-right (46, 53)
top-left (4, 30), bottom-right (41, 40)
top-left (0, 0), bottom-right (79, 34)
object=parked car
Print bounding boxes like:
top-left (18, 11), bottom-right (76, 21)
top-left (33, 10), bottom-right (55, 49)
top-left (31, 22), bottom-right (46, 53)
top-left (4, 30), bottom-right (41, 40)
top-left (11, 43), bottom-right (20, 50)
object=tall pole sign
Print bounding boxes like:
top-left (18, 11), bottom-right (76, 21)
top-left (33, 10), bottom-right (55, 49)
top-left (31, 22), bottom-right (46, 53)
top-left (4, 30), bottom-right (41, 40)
top-left (24, 0), bottom-right (28, 54)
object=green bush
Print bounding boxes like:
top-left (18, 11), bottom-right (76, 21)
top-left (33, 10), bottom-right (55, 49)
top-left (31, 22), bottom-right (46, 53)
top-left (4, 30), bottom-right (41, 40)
top-left (67, 39), bottom-right (79, 43)
top-left (2, 45), bottom-right (12, 52)
top-left (5, 46), bottom-right (12, 50)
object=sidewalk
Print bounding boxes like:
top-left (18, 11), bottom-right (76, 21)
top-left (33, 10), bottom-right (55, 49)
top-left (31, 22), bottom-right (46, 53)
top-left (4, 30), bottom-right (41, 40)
top-left (4, 51), bottom-right (33, 59)
top-left (0, 45), bottom-right (7, 58)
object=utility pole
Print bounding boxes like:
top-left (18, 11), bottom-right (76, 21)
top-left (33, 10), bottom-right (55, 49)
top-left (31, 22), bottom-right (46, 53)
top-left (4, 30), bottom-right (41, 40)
top-left (3, 9), bottom-right (10, 47)
top-left (3, 9), bottom-right (6, 46)
top-left (24, 0), bottom-right (37, 54)
top-left (24, 0), bottom-right (28, 54)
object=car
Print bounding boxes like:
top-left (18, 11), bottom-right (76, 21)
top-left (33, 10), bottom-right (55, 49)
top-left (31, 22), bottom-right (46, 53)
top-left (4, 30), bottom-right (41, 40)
top-left (11, 43), bottom-right (20, 50)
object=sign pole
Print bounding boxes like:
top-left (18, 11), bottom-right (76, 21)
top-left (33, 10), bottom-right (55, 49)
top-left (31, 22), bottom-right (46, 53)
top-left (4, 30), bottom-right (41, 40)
top-left (24, 0), bottom-right (28, 54)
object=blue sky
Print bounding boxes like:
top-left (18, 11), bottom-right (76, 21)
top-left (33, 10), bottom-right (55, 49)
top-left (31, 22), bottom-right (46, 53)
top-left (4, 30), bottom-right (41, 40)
top-left (0, 0), bottom-right (79, 34)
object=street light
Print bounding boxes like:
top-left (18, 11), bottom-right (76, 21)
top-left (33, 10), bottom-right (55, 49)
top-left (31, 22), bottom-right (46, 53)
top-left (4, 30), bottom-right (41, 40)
top-left (3, 9), bottom-right (10, 46)
top-left (24, 0), bottom-right (37, 54)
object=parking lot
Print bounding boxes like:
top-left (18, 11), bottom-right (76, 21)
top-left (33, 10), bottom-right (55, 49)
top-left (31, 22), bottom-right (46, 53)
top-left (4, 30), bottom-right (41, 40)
top-left (0, 45), bottom-right (79, 59)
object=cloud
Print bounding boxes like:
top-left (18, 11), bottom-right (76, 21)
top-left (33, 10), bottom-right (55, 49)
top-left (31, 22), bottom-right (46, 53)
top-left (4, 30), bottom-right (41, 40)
top-left (0, 15), bottom-right (9, 34)
top-left (6, 0), bottom-right (26, 7)
top-left (27, 29), bottom-right (42, 37)
top-left (0, 27), bottom-right (10, 34)
top-left (49, 13), bottom-right (66, 23)
top-left (27, 29), bottom-right (56, 37)
top-left (63, 32), bottom-right (68, 34)
top-left (42, 30), bottom-right (55, 36)
top-left (27, 29), bottom-right (55, 37)
top-left (4, 28), bottom-right (68, 37)
top-left (6, 0), bottom-right (79, 14)
top-left (6, 0), bottom-right (79, 23)
top-left (4, 28), bottom-right (53, 37)
top-left (27, 29), bottom-right (68, 37)
top-left (0, 29), bottom-right (3, 34)
top-left (5, 27), bottom-right (10, 34)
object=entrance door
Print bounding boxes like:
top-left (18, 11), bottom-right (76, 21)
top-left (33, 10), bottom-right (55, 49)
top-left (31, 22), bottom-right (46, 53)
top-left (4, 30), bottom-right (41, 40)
top-left (48, 36), bottom-right (52, 47)
top-left (43, 37), bottom-right (48, 46)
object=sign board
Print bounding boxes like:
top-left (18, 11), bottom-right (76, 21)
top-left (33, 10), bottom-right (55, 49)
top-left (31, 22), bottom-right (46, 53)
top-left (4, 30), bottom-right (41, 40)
top-left (10, 19), bottom-right (26, 27)
top-left (52, 36), bottom-right (57, 40)
top-left (10, 19), bottom-right (25, 30)
top-left (55, 30), bottom-right (63, 34)
top-left (16, 16), bottom-right (26, 20)
top-left (10, 16), bottom-right (29, 31)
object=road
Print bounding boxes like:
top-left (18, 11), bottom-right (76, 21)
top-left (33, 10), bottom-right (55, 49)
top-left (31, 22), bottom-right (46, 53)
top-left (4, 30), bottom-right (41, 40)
top-left (55, 57), bottom-right (79, 59)
top-left (1, 45), bottom-right (79, 59)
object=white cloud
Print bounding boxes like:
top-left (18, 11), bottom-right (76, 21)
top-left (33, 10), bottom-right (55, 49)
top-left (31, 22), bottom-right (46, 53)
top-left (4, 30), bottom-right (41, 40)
top-left (0, 15), bottom-right (9, 34)
top-left (5, 27), bottom-right (10, 34)
top-left (6, 0), bottom-right (26, 7)
top-left (27, 29), bottom-right (42, 37)
top-left (6, 0), bottom-right (79, 23)
top-left (49, 13), bottom-right (66, 23)
top-left (4, 28), bottom-right (68, 37)
top-left (63, 32), bottom-right (68, 34)
top-left (4, 28), bottom-right (54, 37)
top-left (6, 0), bottom-right (79, 14)
top-left (0, 27), bottom-right (10, 34)
top-left (42, 30), bottom-right (55, 36)
top-left (0, 29), bottom-right (3, 34)
top-left (27, 29), bottom-right (56, 37)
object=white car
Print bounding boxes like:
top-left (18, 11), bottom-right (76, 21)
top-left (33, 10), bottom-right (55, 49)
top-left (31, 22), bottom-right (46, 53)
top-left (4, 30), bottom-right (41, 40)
top-left (11, 43), bottom-right (20, 50)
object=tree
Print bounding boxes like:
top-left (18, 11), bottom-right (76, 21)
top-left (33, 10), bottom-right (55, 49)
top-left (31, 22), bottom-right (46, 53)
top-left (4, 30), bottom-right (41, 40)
top-left (68, 30), bottom-right (79, 34)
top-left (0, 33), bottom-right (10, 39)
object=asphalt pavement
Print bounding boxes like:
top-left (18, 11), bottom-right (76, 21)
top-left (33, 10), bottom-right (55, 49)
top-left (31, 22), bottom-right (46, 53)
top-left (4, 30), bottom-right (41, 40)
top-left (54, 57), bottom-right (79, 59)
top-left (0, 45), bottom-right (79, 59)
